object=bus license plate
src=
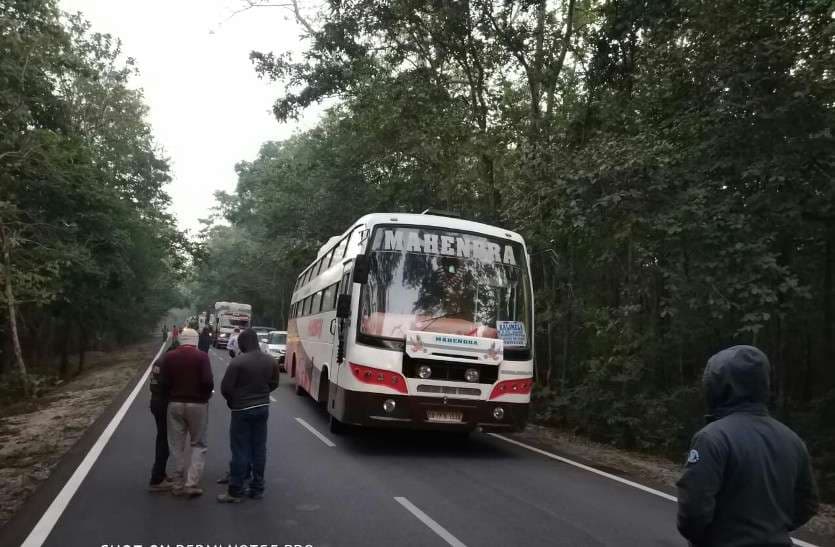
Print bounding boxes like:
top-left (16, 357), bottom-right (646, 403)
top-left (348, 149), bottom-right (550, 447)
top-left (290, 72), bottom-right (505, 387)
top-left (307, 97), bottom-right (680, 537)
top-left (427, 410), bottom-right (464, 423)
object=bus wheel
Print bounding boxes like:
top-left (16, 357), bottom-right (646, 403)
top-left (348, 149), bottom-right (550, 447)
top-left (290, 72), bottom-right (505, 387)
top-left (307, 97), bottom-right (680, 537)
top-left (329, 414), bottom-right (349, 435)
top-left (295, 379), bottom-right (304, 396)
top-left (317, 370), bottom-right (329, 408)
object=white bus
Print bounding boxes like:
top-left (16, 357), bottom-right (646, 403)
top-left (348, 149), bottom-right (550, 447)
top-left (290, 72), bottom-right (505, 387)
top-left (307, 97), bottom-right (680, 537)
top-left (286, 213), bottom-right (534, 434)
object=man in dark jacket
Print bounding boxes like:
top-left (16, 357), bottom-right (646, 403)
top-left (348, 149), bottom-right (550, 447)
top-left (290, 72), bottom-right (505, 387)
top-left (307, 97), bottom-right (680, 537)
top-left (217, 328), bottom-right (279, 503)
top-left (147, 339), bottom-right (174, 491)
top-left (159, 328), bottom-right (214, 497)
top-left (677, 345), bottom-right (818, 546)
top-left (198, 327), bottom-right (212, 352)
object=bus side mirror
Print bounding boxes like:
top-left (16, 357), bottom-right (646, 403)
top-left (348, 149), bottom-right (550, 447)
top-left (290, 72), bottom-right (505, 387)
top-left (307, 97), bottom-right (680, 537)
top-left (353, 255), bottom-right (370, 284)
top-left (336, 294), bottom-right (352, 319)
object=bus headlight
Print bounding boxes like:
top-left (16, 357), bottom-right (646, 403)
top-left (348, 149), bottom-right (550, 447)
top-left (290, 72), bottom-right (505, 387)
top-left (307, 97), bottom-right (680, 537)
top-left (383, 399), bottom-right (396, 413)
top-left (493, 407), bottom-right (505, 420)
top-left (417, 365), bottom-right (432, 379)
top-left (465, 368), bottom-right (480, 383)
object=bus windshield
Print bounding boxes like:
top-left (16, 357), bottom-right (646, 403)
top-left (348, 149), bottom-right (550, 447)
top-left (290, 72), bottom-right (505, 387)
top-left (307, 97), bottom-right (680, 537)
top-left (360, 226), bottom-right (532, 350)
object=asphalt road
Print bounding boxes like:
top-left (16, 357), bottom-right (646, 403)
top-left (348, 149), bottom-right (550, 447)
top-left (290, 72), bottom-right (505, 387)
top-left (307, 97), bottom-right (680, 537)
top-left (22, 347), bottom-right (690, 547)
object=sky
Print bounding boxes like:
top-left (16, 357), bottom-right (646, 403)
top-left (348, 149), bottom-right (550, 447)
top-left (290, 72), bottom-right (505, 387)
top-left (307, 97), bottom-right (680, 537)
top-left (59, 0), bottom-right (325, 233)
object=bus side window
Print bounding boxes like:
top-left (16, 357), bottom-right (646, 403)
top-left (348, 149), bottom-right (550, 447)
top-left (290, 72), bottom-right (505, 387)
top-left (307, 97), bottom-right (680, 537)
top-left (312, 291), bottom-right (322, 314)
top-left (333, 236), bottom-right (348, 263)
top-left (323, 248), bottom-right (336, 270)
top-left (341, 272), bottom-right (352, 295)
top-left (322, 283), bottom-right (337, 312)
top-left (346, 227), bottom-right (365, 258)
top-left (303, 296), bottom-right (311, 316)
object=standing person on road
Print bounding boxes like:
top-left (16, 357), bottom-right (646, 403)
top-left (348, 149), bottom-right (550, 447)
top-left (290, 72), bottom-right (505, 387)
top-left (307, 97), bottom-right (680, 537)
top-left (677, 345), bottom-right (818, 546)
top-left (147, 344), bottom-right (172, 492)
top-left (227, 327), bottom-right (241, 358)
top-left (198, 327), bottom-right (212, 353)
top-left (161, 324), bottom-right (167, 344)
top-left (217, 328), bottom-right (279, 503)
top-left (159, 328), bottom-right (214, 498)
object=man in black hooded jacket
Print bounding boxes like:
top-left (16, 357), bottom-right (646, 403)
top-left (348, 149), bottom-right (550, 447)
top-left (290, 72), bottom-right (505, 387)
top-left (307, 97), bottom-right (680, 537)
top-left (217, 328), bottom-right (279, 503)
top-left (677, 345), bottom-right (818, 546)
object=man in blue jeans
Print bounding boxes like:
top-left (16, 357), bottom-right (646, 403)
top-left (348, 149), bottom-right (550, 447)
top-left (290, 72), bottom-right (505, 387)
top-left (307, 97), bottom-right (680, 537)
top-left (217, 328), bottom-right (280, 503)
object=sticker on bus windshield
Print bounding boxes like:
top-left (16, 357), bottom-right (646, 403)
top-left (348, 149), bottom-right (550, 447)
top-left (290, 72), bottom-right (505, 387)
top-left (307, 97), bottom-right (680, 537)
top-left (497, 321), bottom-right (527, 347)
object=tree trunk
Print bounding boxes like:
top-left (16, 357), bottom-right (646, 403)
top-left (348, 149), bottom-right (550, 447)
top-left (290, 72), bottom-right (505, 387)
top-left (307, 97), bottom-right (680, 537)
top-left (76, 322), bottom-right (87, 376)
top-left (825, 228), bottom-right (833, 387)
top-left (1, 227), bottom-right (30, 396)
top-left (59, 319), bottom-right (70, 379)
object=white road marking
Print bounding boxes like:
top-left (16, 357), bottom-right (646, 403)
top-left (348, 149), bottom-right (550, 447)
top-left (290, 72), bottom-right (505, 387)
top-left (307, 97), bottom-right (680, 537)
top-left (294, 417), bottom-right (335, 447)
top-left (490, 433), bottom-right (676, 501)
top-left (489, 434), bottom-right (819, 547)
top-left (394, 496), bottom-right (467, 547)
top-left (21, 339), bottom-right (168, 547)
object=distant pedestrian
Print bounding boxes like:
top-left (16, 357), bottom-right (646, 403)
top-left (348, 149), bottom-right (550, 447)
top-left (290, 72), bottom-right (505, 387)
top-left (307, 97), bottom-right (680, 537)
top-left (159, 328), bottom-right (214, 498)
top-left (198, 327), bottom-right (212, 353)
top-left (147, 351), bottom-right (171, 492)
top-left (227, 327), bottom-right (241, 358)
top-left (172, 325), bottom-right (179, 339)
top-left (161, 324), bottom-right (168, 344)
top-left (217, 328), bottom-right (279, 503)
top-left (677, 345), bottom-right (818, 546)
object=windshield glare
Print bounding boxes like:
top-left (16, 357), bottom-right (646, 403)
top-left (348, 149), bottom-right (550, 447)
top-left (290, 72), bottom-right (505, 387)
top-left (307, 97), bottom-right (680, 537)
top-left (360, 226), bottom-right (531, 349)
top-left (269, 333), bottom-right (287, 345)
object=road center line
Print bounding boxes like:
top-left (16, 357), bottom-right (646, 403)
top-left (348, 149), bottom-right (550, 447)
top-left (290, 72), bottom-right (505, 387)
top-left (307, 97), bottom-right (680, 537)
top-left (21, 339), bottom-right (169, 547)
top-left (394, 496), bottom-right (467, 547)
top-left (488, 433), bottom-right (818, 547)
top-left (294, 417), bottom-right (335, 447)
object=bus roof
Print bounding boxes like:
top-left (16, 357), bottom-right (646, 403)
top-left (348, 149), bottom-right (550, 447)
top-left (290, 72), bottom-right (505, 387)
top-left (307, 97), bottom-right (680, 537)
top-left (299, 213), bottom-right (528, 285)
top-left (355, 213), bottom-right (526, 244)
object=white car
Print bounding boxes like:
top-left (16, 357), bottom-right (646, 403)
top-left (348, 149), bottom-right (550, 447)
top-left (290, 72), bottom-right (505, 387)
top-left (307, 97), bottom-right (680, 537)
top-left (265, 330), bottom-right (287, 371)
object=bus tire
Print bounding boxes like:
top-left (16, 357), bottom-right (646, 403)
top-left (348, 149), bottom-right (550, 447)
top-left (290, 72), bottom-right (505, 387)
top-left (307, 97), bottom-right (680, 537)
top-left (295, 380), bottom-right (304, 396)
top-left (317, 370), bottom-right (329, 408)
top-left (329, 414), bottom-right (349, 435)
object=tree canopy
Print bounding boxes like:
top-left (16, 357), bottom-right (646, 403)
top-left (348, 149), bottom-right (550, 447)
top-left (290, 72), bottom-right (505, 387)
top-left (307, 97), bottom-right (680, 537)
top-left (0, 0), bottom-right (186, 391)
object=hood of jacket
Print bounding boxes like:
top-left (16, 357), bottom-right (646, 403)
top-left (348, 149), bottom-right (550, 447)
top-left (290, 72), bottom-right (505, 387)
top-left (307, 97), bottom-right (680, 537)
top-left (703, 345), bottom-right (770, 420)
top-left (237, 328), bottom-right (260, 353)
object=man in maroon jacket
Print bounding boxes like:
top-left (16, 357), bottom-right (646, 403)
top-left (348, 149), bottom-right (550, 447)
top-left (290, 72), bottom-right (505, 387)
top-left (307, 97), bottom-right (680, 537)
top-left (159, 328), bottom-right (214, 497)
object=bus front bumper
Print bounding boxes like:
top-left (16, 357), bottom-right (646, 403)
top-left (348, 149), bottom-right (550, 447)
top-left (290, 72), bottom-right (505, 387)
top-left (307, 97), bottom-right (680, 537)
top-left (332, 387), bottom-right (528, 432)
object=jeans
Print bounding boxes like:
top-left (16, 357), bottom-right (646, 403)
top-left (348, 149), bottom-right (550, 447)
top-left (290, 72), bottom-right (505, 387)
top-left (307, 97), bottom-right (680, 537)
top-left (228, 405), bottom-right (269, 497)
top-left (149, 399), bottom-right (169, 484)
top-left (167, 402), bottom-right (209, 489)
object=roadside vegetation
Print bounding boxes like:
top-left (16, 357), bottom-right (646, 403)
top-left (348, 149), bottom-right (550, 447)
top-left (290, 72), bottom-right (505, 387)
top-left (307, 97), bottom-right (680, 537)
top-left (191, 0), bottom-right (835, 499)
top-left (0, 0), bottom-right (189, 401)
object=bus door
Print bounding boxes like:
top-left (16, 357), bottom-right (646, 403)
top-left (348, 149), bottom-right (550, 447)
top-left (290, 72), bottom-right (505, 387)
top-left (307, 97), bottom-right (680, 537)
top-left (330, 265), bottom-right (354, 395)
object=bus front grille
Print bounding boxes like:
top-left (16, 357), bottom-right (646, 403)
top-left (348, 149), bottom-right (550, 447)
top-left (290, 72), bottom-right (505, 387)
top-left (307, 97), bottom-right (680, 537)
top-left (416, 385), bottom-right (482, 397)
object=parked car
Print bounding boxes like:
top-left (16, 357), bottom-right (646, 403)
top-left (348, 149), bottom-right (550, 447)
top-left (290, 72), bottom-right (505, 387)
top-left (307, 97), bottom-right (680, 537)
top-left (265, 330), bottom-right (287, 371)
top-left (252, 326), bottom-right (274, 342)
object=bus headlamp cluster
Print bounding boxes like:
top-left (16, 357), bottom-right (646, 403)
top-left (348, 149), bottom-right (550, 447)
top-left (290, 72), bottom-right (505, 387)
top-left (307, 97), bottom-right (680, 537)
top-left (465, 368), bottom-right (480, 383)
top-left (417, 365), bottom-right (432, 379)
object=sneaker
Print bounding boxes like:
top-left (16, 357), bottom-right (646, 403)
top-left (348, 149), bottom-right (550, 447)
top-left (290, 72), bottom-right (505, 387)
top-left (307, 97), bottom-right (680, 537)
top-left (216, 474), bottom-right (229, 485)
top-left (247, 490), bottom-right (264, 500)
top-left (183, 486), bottom-right (203, 497)
top-left (216, 492), bottom-right (243, 504)
top-left (171, 486), bottom-right (187, 496)
top-left (148, 479), bottom-right (174, 492)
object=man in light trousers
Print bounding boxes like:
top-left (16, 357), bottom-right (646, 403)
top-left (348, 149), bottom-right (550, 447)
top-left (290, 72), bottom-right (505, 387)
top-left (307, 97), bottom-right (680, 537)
top-left (159, 328), bottom-right (214, 497)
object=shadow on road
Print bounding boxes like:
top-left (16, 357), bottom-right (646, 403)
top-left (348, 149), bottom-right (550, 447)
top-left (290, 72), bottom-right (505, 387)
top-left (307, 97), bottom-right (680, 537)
top-left (288, 383), bottom-right (518, 461)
